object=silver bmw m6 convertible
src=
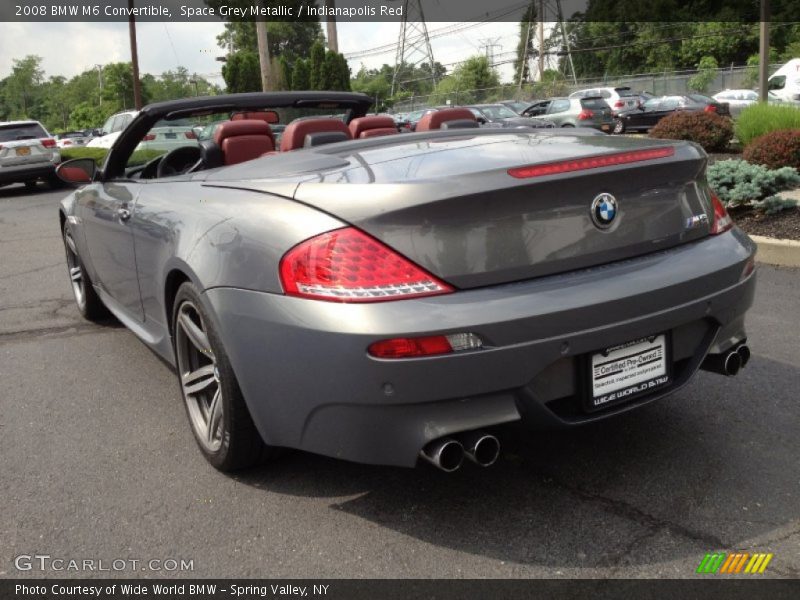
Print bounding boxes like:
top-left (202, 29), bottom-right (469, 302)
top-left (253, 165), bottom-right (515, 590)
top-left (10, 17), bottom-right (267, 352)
top-left (57, 92), bottom-right (756, 472)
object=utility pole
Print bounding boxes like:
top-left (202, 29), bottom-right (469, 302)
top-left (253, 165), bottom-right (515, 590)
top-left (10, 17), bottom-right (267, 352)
top-left (518, 20), bottom-right (533, 90)
top-left (556, 0), bottom-right (577, 84)
top-left (325, 0), bottom-right (338, 52)
top-left (538, 0), bottom-right (545, 79)
top-left (256, 18), bottom-right (272, 91)
top-left (758, 0), bottom-right (770, 102)
top-left (128, 0), bottom-right (142, 109)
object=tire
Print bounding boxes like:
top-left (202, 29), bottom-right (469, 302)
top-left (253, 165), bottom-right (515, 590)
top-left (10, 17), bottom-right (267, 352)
top-left (172, 282), bottom-right (274, 471)
top-left (62, 226), bottom-right (110, 322)
top-left (48, 174), bottom-right (65, 189)
top-left (24, 180), bottom-right (38, 190)
top-left (561, 123), bottom-right (575, 128)
top-left (613, 119), bottom-right (625, 134)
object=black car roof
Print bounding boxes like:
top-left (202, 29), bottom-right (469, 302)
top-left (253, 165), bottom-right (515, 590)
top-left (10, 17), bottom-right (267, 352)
top-left (141, 91), bottom-right (373, 121)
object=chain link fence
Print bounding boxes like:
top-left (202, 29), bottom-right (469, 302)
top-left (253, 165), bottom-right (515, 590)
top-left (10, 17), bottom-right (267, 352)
top-left (389, 64), bottom-right (774, 113)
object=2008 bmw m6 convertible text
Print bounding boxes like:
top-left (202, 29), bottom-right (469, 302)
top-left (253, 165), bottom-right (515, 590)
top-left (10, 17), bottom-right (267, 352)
top-left (57, 92), bottom-right (756, 472)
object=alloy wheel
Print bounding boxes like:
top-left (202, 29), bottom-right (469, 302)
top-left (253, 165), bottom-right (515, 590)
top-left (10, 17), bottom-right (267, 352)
top-left (63, 230), bottom-right (86, 309)
top-left (175, 301), bottom-right (223, 452)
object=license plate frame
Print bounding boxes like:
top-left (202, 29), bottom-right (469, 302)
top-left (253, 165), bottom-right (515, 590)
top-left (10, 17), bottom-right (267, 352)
top-left (15, 146), bottom-right (31, 156)
top-left (583, 333), bottom-right (672, 412)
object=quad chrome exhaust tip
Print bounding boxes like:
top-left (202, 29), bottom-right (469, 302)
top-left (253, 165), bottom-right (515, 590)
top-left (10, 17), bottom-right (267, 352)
top-left (419, 438), bottom-right (464, 472)
top-left (701, 343), bottom-right (750, 377)
top-left (458, 431), bottom-right (501, 467)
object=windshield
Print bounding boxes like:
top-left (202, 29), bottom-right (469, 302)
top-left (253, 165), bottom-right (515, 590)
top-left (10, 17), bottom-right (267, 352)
top-left (126, 107), bottom-right (350, 169)
top-left (480, 105), bottom-right (519, 119)
top-left (0, 123), bottom-right (47, 142)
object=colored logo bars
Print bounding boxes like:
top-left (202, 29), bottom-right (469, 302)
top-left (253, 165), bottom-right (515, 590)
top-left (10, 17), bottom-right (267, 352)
top-left (697, 552), bottom-right (774, 574)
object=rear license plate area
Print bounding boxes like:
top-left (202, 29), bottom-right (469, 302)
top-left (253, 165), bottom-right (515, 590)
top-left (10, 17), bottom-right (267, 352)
top-left (584, 334), bottom-right (671, 411)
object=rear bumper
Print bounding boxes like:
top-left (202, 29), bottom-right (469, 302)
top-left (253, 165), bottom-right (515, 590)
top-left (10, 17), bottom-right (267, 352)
top-left (0, 161), bottom-right (56, 184)
top-left (204, 229), bottom-right (756, 467)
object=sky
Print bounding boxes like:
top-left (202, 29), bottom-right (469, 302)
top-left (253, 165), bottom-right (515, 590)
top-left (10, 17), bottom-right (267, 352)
top-left (0, 20), bottom-right (524, 86)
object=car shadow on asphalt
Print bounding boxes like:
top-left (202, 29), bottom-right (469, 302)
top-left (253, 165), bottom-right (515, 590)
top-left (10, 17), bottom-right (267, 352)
top-left (233, 356), bottom-right (799, 571)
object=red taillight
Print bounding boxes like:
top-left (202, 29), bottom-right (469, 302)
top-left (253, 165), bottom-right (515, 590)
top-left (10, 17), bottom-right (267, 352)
top-left (614, 100), bottom-right (625, 108)
top-left (369, 336), bottom-right (453, 358)
top-left (704, 104), bottom-right (717, 113)
top-left (143, 134), bottom-right (156, 141)
top-left (508, 147), bottom-right (675, 179)
top-left (368, 332), bottom-right (483, 358)
top-left (63, 140), bottom-right (72, 146)
top-left (279, 227), bottom-right (454, 302)
top-left (185, 131), bottom-right (197, 139)
top-left (709, 191), bottom-right (733, 234)
top-left (41, 138), bottom-right (56, 148)
top-left (578, 109), bottom-right (594, 120)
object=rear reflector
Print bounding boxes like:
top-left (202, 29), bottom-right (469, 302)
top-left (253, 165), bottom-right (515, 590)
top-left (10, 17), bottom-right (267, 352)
top-left (508, 147), bottom-right (675, 179)
top-left (185, 132), bottom-right (197, 139)
top-left (279, 227), bottom-right (453, 302)
top-left (41, 138), bottom-right (56, 148)
top-left (368, 333), bottom-right (483, 358)
top-left (143, 134), bottom-right (156, 141)
top-left (709, 191), bottom-right (733, 234)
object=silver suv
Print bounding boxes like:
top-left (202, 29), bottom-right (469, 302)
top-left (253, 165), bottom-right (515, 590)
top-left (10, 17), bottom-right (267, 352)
top-left (569, 87), bottom-right (639, 113)
top-left (0, 120), bottom-right (61, 189)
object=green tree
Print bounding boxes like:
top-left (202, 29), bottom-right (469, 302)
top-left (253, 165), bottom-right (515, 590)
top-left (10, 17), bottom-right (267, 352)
top-left (291, 59), bottom-right (310, 90)
top-left (514, 2), bottom-right (537, 84)
top-left (221, 51), bottom-right (261, 93)
top-left (1, 55), bottom-right (45, 118)
top-left (430, 56), bottom-right (499, 104)
top-left (278, 56), bottom-right (292, 91)
top-left (688, 56), bottom-right (719, 93)
top-left (309, 41), bottom-right (326, 89)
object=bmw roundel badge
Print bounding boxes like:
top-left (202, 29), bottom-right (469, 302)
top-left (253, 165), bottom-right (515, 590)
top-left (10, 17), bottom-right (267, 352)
top-left (591, 193), bottom-right (618, 229)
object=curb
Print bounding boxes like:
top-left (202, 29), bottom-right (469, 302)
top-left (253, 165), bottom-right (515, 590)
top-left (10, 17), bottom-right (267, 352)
top-left (750, 235), bottom-right (800, 268)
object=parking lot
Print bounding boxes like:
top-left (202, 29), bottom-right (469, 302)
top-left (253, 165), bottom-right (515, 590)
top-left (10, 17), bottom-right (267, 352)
top-left (1, 183), bottom-right (798, 579)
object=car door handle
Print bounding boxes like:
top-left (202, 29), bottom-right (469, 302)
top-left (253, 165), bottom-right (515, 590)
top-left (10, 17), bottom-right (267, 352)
top-left (117, 208), bottom-right (131, 221)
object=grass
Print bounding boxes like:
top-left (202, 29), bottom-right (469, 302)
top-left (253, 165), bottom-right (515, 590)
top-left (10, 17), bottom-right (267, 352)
top-left (59, 147), bottom-right (164, 167)
top-left (735, 103), bottom-right (800, 146)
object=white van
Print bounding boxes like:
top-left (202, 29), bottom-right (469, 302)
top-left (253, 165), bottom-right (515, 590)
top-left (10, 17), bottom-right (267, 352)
top-left (768, 58), bottom-right (800, 102)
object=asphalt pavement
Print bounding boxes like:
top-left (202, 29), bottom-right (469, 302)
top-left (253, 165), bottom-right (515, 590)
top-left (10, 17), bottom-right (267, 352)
top-left (1, 183), bottom-right (798, 579)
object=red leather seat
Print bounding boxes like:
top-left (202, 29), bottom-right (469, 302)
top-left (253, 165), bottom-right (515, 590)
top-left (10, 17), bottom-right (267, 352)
top-left (213, 120), bottom-right (275, 166)
top-left (348, 116), bottom-right (398, 139)
top-left (280, 119), bottom-right (351, 151)
top-left (416, 108), bottom-right (477, 131)
top-left (231, 112), bottom-right (276, 146)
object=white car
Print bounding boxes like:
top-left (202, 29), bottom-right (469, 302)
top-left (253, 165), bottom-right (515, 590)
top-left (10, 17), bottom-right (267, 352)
top-left (0, 120), bottom-right (61, 189)
top-left (569, 86), bottom-right (639, 113)
top-left (712, 90), bottom-right (758, 116)
top-left (86, 110), bottom-right (138, 148)
top-left (88, 110), bottom-right (198, 153)
top-left (55, 131), bottom-right (90, 148)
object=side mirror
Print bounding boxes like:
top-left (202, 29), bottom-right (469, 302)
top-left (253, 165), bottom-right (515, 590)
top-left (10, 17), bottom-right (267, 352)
top-left (57, 158), bottom-right (96, 185)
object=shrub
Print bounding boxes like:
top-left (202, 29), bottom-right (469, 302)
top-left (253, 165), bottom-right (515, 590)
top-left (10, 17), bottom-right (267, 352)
top-left (753, 195), bottom-right (799, 215)
top-left (649, 110), bottom-right (733, 152)
top-left (706, 159), bottom-right (800, 208)
top-left (743, 129), bottom-right (800, 170)
top-left (735, 103), bottom-right (800, 145)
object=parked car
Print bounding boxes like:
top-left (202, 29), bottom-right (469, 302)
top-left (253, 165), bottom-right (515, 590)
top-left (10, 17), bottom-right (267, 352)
top-left (55, 131), bottom-right (90, 148)
top-left (569, 86), bottom-right (640, 114)
top-left (403, 108), bottom-right (438, 132)
top-left (613, 94), bottom-right (730, 134)
top-left (523, 97), bottom-right (615, 132)
top-left (54, 92), bottom-right (756, 473)
top-left (712, 89), bottom-right (758, 116)
top-left (86, 110), bottom-right (139, 148)
top-left (498, 100), bottom-right (533, 115)
top-left (0, 120), bottom-right (61, 189)
top-left (464, 104), bottom-right (556, 128)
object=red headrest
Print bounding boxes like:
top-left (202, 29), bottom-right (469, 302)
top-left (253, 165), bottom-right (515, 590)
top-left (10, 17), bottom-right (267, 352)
top-left (416, 108), bottom-right (477, 132)
top-left (280, 119), bottom-right (351, 151)
top-left (213, 120), bottom-right (275, 165)
top-left (349, 116), bottom-right (398, 139)
top-left (221, 116), bottom-right (275, 145)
